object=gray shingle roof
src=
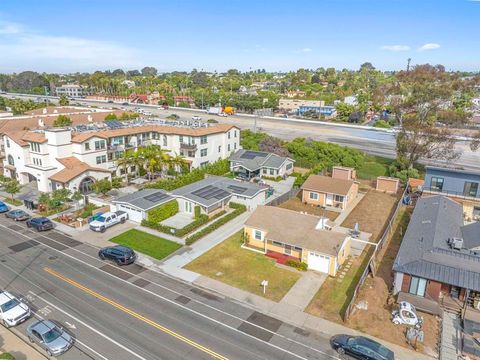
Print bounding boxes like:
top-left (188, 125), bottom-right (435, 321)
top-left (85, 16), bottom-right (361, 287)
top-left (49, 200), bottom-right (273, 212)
top-left (172, 176), bottom-right (267, 208)
top-left (462, 222), bottom-right (480, 250)
top-left (113, 189), bottom-right (173, 211)
top-left (393, 195), bottom-right (480, 291)
top-left (229, 149), bottom-right (293, 172)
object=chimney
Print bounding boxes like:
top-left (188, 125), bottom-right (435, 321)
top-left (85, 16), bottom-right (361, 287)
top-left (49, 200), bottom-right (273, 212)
top-left (38, 118), bottom-right (45, 128)
top-left (87, 115), bottom-right (93, 122)
top-left (42, 108), bottom-right (47, 114)
top-left (316, 217), bottom-right (331, 230)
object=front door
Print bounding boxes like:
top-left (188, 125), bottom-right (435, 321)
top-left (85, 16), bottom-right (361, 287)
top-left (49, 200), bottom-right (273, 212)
top-left (284, 244), bottom-right (292, 255)
top-left (325, 194), bottom-right (333, 206)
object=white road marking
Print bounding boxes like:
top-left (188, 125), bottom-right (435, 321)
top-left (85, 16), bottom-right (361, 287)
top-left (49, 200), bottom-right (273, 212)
top-left (0, 222), bottom-right (339, 360)
top-left (65, 321), bottom-right (76, 329)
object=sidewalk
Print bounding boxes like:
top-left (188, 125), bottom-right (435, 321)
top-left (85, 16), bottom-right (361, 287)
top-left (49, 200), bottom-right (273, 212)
top-left (193, 276), bottom-right (433, 360)
top-left (0, 327), bottom-right (45, 360)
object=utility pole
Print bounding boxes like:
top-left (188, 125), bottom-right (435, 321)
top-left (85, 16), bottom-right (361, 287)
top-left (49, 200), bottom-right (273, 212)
top-left (407, 58), bottom-right (411, 72)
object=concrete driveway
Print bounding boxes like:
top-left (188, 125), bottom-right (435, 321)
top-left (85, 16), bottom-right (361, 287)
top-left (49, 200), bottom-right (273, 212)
top-left (73, 221), bottom-right (136, 247)
top-left (279, 270), bottom-right (327, 311)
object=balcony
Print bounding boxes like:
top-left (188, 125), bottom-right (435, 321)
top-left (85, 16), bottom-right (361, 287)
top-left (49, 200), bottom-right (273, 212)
top-left (180, 143), bottom-right (197, 151)
top-left (423, 187), bottom-right (480, 201)
top-left (108, 144), bottom-right (125, 151)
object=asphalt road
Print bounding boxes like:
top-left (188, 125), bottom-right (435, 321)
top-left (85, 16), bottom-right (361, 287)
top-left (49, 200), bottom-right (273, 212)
top-left (0, 215), bottom-right (340, 360)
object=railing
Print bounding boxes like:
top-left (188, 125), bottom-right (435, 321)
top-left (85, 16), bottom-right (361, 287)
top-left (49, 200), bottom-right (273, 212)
top-left (422, 186), bottom-right (480, 201)
top-left (180, 142), bottom-right (197, 151)
top-left (343, 185), bottom-right (408, 321)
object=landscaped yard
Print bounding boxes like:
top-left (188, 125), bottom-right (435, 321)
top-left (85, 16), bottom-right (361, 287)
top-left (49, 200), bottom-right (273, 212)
top-left (278, 195), bottom-right (339, 221)
top-left (184, 231), bottom-right (300, 302)
top-left (356, 155), bottom-right (393, 180)
top-left (2, 197), bottom-right (22, 206)
top-left (109, 229), bottom-right (182, 260)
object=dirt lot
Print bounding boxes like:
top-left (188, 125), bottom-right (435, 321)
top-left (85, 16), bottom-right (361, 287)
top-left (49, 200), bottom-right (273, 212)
top-left (278, 195), bottom-right (339, 221)
top-left (346, 208), bottom-right (440, 357)
top-left (341, 189), bottom-right (401, 241)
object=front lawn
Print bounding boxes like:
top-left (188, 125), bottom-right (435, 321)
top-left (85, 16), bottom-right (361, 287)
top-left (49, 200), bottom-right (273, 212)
top-left (184, 231), bottom-right (300, 302)
top-left (356, 155), bottom-right (393, 180)
top-left (109, 229), bottom-right (182, 260)
top-left (3, 197), bottom-right (22, 206)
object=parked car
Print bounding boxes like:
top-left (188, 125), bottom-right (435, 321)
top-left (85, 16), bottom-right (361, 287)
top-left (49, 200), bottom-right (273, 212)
top-left (330, 335), bottom-right (394, 360)
top-left (122, 102), bottom-right (129, 106)
top-left (0, 201), bottom-right (9, 213)
top-left (5, 209), bottom-right (30, 221)
top-left (98, 245), bottom-right (136, 265)
top-left (89, 211), bottom-right (128, 233)
top-left (0, 291), bottom-right (31, 327)
top-left (192, 115), bottom-right (202, 121)
top-left (27, 320), bottom-right (74, 357)
top-left (26, 217), bottom-right (54, 232)
top-left (107, 100), bottom-right (114, 103)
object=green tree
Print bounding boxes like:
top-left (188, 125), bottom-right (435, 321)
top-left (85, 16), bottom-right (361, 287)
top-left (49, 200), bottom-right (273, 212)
top-left (335, 103), bottom-right (355, 122)
top-left (104, 113), bottom-right (118, 120)
top-left (4, 179), bottom-right (20, 201)
top-left (93, 179), bottom-right (112, 195)
top-left (53, 115), bottom-right (72, 127)
top-left (59, 94), bottom-right (70, 106)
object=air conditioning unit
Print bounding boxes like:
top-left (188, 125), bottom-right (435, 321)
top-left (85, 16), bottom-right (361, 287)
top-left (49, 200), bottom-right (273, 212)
top-left (448, 237), bottom-right (464, 250)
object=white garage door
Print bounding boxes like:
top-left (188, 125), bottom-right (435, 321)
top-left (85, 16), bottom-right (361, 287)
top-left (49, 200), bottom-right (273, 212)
top-left (307, 251), bottom-right (330, 273)
top-left (117, 204), bottom-right (143, 223)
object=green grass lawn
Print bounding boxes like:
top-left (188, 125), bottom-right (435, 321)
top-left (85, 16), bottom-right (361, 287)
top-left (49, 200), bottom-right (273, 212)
top-left (357, 155), bottom-right (393, 180)
top-left (3, 197), bottom-right (22, 206)
top-left (185, 231), bottom-right (300, 302)
top-left (109, 229), bottom-right (182, 260)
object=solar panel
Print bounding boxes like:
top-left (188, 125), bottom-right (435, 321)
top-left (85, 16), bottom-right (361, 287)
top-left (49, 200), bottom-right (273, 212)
top-left (227, 185), bottom-right (248, 194)
top-left (240, 151), bottom-right (267, 160)
top-left (192, 185), bottom-right (230, 200)
top-left (144, 192), bottom-right (168, 202)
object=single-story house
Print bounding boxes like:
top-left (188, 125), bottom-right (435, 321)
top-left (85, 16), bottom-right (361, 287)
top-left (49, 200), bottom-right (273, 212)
top-left (172, 175), bottom-right (268, 217)
top-left (113, 189), bottom-right (173, 223)
top-left (393, 195), bottom-right (480, 315)
top-left (113, 176), bottom-right (268, 222)
top-left (301, 173), bottom-right (358, 210)
top-left (229, 149), bottom-right (294, 180)
top-left (244, 206), bottom-right (351, 276)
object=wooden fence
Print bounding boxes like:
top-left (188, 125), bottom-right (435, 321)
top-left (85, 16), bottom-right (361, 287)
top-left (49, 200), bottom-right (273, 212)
top-left (343, 186), bottom-right (408, 321)
top-left (265, 188), bottom-right (300, 207)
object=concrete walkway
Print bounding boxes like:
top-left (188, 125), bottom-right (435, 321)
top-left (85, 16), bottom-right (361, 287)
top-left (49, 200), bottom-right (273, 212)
top-left (193, 276), bottom-right (432, 360)
top-left (333, 192), bottom-right (366, 225)
top-left (440, 312), bottom-right (460, 360)
top-left (279, 271), bottom-right (326, 311)
top-left (0, 327), bottom-right (46, 360)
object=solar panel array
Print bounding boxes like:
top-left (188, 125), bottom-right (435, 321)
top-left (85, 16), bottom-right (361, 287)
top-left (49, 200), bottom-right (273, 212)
top-left (240, 151), bottom-right (267, 160)
top-left (105, 120), bottom-right (123, 129)
top-left (192, 185), bottom-right (230, 200)
top-left (227, 185), bottom-right (248, 194)
top-left (144, 192), bottom-right (169, 203)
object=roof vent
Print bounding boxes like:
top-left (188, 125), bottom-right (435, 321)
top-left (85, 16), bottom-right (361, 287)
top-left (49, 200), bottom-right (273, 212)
top-left (448, 237), bottom-right (464, 250)
top-left (316, 217), bottom-right (332, 230)
top-left (422, 220), bottom-right (431, 224)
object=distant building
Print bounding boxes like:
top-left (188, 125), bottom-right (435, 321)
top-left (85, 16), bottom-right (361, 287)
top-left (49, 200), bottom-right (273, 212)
top-left (297, 105), bottom-right (336, 117)
top-left (344, 95), bottom-right (358, 106)
top-left (285, 90), bottom-right (306, 98)
top-left (121, 80), bottom-right (136, 89)
top-left (55, 84), bottom-right (88, 98)
top-left (278, 99), bottom-right (325, 112)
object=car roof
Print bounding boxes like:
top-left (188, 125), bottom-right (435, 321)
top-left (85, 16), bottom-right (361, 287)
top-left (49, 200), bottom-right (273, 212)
top-left (30, 320), bottom-right (57, 334)
top-left (0, 291), bottom-right (17, 305)
top-left (32, 217), bottom-right (49, 221)
top-left (355, 336), bottom-right (393, 356)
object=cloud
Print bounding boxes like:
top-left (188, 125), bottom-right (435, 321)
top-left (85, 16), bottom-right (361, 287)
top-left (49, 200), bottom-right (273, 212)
top-left (0, 20), bottom-right (143, 72)
top-left (381, 45), bottom-right (410, 52)
top-left (418, 43), bottom-right (441, 51)
top-left (300, 48), bottom-right (312, 53)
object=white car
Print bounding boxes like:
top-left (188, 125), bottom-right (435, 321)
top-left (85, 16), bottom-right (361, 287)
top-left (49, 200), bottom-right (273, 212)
top-left (0, 291), bottom-right (31, 327)
top-left (192, 115), bottom-right (202, 121)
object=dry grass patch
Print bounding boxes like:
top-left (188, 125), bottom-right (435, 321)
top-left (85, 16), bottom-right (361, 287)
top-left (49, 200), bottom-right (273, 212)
top-left (278, 196), bottom-right (339, 221)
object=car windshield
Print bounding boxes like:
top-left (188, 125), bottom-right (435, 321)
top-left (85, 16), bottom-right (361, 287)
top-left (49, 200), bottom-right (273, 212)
top-left (39, 219), bottom-right (50, 224)
top-left (97, 216), bottom-right (106, 222)
top-left (42, 327), bottom-right (62, 343)
top-left (0, 298), bottom-right (20, 312)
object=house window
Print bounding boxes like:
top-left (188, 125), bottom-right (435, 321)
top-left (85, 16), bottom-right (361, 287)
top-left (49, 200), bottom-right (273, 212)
top-left (96, 155), bottom-right (106, 164)
top-left (464, 182), bottom-right (479, 197)
top-left (163, 135), bottom-right (167, 147)
top-left (234, 143), bottom-right (237, 150)
top-left (179, 135), bottom-right (183, 143)
top-left (7, 155), bottom-right (14, 166)
top-left (408, 276), bottom-right (427, 297)
top-left (286, 163), bottom-right (293, 170)
top-left (200, 135), bottom-right (207, 144)
top-left (334, 195), bottom-right (344, 202)
top-left (430, 177), bottom-right (444, 191)
top-left (130, 166), bottom-right (136, 172)
top-left (272, 241), bottom-right (283, 247)
top-left (309, 192), bottom-right (319, 200)
top-left (30, 142), bottom-right (40, 152)
top-left (95, 140), bottom-right (105, 150)
top-left (228, 132), bottom-right (231, 139)
top-left (269, 169), bottom-right (274, 175)
top-left (263, 169), bottom-right (268, 174)
top-left (227, 144), bottom-right (231, 152)
top-left (6, 139), bottom-right (10, 148)
top-left (254, 230), bottom-right (262, 240)
top-left (218, 145), bottom-right (221, 153)
top-left (84, 142), bottom-right (90, 151)
top-left (200, 148), bottom-right (207, 157)
top-left (200, 161), bottom-right (209, 168)
top-left (294, 246), bottom-right (302, 251)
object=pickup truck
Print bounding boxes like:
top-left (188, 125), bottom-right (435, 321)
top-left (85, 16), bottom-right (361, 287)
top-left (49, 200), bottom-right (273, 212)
top-left (89, 211), bottom-right (128, 233)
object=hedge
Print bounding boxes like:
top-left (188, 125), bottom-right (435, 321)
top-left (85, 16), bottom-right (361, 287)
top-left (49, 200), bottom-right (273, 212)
top-left (185, 203), bottom-right (246, 245)
top-left (0, 354), bottom-right (15, 360)
top-left (144, 159), bottom-right (230, 191)
top-left (147, 200), bottom-right (179, 223)
top-left (285, 259), bottom-right (308, 271)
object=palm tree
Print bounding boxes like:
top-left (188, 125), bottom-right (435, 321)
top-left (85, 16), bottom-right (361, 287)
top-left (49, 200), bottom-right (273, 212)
top-left (115, 149), bottom-right (135, 183)
top-left (169, 153), bottom-right (189, 175)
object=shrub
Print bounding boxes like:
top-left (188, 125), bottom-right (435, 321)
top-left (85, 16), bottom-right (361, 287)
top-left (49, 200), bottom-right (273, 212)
top-left (104, 113), bottom-right (118, 120)
top-left (0, 353), bottom-right (16, 360)
top-left (285, 259), bottom-right (308, 271)
top-left (262, 176), bottom-right (283, 182)
top-left (194, 205), bottom-right (201, 219)
top-left (373, 119), bottom-right (392, 129)
top-left (185, 203), bottom-right (246, 245)
top-left (53, 115), bottom-right (72, 127)
top-left (111, 176), bottom-right (122, 189)
top-left (79, 203), bottom-right (98, 218)
top-left (147, 200), bottom-right (179, 223)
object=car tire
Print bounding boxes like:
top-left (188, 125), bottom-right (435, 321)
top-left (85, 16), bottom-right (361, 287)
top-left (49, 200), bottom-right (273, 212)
top-left (120, 217), bottom-right (125, 224)
top-left (27, 222), bottom-right (31, 228)
top-left (46, 349), bottom-right (53, 357)
top-left (28, 336), bottom-right (34, 343)
top-left (116, 259), bottom-right (123, 266)
top-left (2, 319), bottom-right (10, 328)
top-left (100, 227), bottom-right (106, 233)
top-left (336, 347), bottom-right (345, 355)
top-left (99, 253), bottom-right (105, 260)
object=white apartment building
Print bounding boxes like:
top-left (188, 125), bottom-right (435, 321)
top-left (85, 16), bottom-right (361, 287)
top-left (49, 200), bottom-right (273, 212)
top-left (55, 84), bottom-right (88, 98)
top-left (278, 99), bottom-right (325, 112)
top-left (2, 123), bottom-right (240, 193)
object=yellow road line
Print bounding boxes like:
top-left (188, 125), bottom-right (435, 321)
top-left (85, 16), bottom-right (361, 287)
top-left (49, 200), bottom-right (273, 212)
top-left (43, 267), bottom-right (229, 360)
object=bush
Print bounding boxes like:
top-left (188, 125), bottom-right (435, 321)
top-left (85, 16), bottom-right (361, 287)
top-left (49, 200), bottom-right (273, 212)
top-left (373, 119), bottom-right (392, 129)
top-left (104, 113), bottom-right (118, 120)
top-left (262, 176), bottom-right (283, 182)
top-left (53, 115), bottom-right (72, 127)
top-left (285, 259), bottom-right (308, 271)
top-left (185, 203), bottom-right (246, 245)
top-left (111, 176), bottom-right (122, 189)
top-left (388, 160), bottom-right (420, 184)
top-left (194, 205), bottom-right (201, 219)
top-left (147, 200), bottom-right (179, 223)
top-left (79, 203), bottom-right (98, 218)
top-left (144, 159), bottom-right (230, 191)
top-left (0, 353), bottom-right (15, 360)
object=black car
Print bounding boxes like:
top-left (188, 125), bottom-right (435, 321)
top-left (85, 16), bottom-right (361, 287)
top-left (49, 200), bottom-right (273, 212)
top-left (330, 335), bottom-right (394, 360)
top-left (98, 245), bottom-right (136, 265)
top-left (26, 217), bottom-right (54, 232)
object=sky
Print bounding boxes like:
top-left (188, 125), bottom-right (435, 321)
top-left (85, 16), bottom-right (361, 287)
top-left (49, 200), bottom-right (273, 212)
top-left (0, 0), bottom-right (479, 73)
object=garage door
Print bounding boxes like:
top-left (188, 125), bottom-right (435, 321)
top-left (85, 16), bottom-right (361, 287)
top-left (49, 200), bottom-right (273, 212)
top-left (307, 251), bottom-right (330, 273)
top-left (117, 204), bottom-right (143, 223)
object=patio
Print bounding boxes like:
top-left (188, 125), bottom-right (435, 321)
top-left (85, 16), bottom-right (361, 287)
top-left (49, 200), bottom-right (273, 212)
top-left (161, 212), bottom-right (193, 229)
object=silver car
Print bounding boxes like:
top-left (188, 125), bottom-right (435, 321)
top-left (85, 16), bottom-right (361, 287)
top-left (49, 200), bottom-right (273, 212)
top-left (27, 320), bottom-right (74, 357)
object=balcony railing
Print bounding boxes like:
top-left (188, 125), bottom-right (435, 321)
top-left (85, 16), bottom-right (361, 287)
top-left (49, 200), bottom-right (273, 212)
top-left (180, 142), bottom-right (197, 151)
top-left (422, 186), bottom-right (480, 201)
